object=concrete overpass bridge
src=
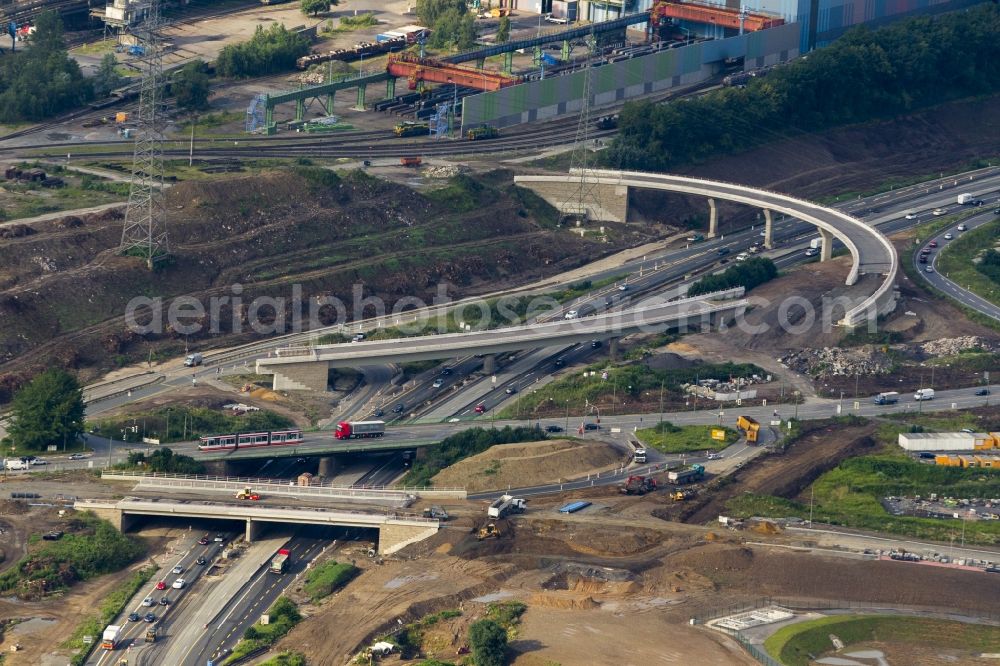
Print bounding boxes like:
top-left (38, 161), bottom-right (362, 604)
top-left (514, 169), bottom-right (899, 328)
top-left (79, 497), bottom-right (440, 555)
top-left (257, 290), bottom-right (747, 391)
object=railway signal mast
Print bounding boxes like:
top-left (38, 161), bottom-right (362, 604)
top-left (119, 0), bottom-right (168, 269)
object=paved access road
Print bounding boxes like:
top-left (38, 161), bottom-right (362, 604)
top-left (917, 207), bottom-right (1000, 321)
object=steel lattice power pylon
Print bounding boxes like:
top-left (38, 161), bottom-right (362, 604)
top-left (119, 0), bottom-right (168, 269)
top-left (561, 33), bottom-right (604, 222)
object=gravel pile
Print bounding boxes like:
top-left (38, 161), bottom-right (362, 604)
top-left (780, 346), bottom-right (894, 377)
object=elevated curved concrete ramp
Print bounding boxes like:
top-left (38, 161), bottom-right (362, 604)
top-left (514, 169), bottom-right (898, 327)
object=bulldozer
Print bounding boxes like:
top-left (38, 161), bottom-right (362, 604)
top-left (619, 475), bottom-right (657, 495)
top-left (235, 487), bottom-right (260, 501)
top-left (670, 489), bottom-right (696, 501)
top-left (477, 523), bottom-right (501, 540)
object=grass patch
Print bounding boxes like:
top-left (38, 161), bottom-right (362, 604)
top-left (549, 274), bottom-right (630, 303)
top-left (222, 597), bottom-right (301, 665)
top-left (764, 615), bottom-right (1000, 666)
top-left (258, 653), bottom-right (307, 666)
top-left (303, 560), bottom-right (359, 602)
top-left (936, 216), bottom-right (1000, 306)
top-left (637, 421), bottom-right (738, 453)
top-left (725, 454), bottom-right (1000, 545)
top-left (425, 175), bottom-right (500, 213)
top-left (497, 361), bottom-right (765, 419)
top-left (89, 404), bottom-right (293, 444)
top-left (63, 565), bottom-right (157, 666)
top-left (323, 13), bottom-right (378, 33)
top-left (401, 426), bottom-right (546, 487)
top-left (378, 609), bottom-right (463, 659)
top-left (0, 512), bottom-right (145, 599)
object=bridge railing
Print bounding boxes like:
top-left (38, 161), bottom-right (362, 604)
top-left (100, 470), bottom-right (466, 494)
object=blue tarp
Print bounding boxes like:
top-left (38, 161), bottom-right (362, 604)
top-left (558, 501), bottom-right (591, 513)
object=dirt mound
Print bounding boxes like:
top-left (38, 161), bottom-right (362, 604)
top-left (669, 544), bottom-right (755, 573)
top-left (0, 169), bottom-right (621, 398)
top-left (431, 439), bottom-right (624, 492)
top-left (529, 591), bottom-right (599, 610)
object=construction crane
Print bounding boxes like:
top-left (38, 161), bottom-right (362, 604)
top-left (649, 0), bottom-right (783, 36)
top-left (387, 54), bottom-right (521, 92)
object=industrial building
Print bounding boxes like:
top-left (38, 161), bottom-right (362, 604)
top-left (898, 432), bottom-right (1000, 452)
top-left (503, 0), bottom-right (984, 53)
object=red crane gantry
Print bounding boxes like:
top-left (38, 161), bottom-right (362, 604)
top-left (650, 0), bottom-right (784, 32)
top-left (387, 54), bottom-right (521, 92)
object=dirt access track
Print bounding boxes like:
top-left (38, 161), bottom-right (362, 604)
top-left (680, 422), bottom-right (878, 524)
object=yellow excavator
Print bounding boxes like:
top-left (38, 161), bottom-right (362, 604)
top-left (671, 489), bottom-right (696, 501)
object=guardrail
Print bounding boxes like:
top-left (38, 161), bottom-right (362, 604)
top-left (83, 373), bottom-right (165, 405)
top-left (100, 471), bottom-right (468, 497)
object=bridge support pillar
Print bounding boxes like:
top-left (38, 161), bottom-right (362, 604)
top-left (295, 98), bottom-right (305, 122)
top-left (707, 198), bottom-right (718, 238)
top-left (482, 354), bottom-right (496, 375)
top-left (476, 58), bottom-right (485, 69)
top-left (325, 93), bottom-right (335, 116)
top-left (819, 228), bottom-right (833, 262)
top-left (608, 338), bottom-right (620, 362)
top-left (386, 77), bottom-right (396, 99)
top-left (763, 209), bottom-right (774, 250)
top-left (503, 51), bottom-right (513, 74)
top-left (245, 518), bottom-right (262, 544)
top-left (562, 40), bottom-right (570, 62)
top-left (354, 83), bottom-right (367, 111)
top-left (318, 455), bottom-right (339, 479)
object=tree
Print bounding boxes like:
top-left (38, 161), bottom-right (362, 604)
top-left (172, 59), bottom-right (210, 111)
top-left (415, 0), bottom-right (467, 27)
top-left (468, 619), bottom-right (507, 666)
top-left (8, 368), bottom-right (84, 451)
top-left (496, 16), bottom-right (510, 44)
top-left (0, 10), bottom-right (92, 121)
top-left (300, 0), bottom-right (334, 16)
top-left (216, 24), bottom-right (310, 78)
top-left (427, 8), bottom-right (476, 51)
top-left (92, 52), bottom-right (123, 99)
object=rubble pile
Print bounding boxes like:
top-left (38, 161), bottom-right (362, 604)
top-left (918, 336), bottom-right (999, 357)
top-left (423, 165), bottom-right (466, 179)
top-left (780, 346), bottom-right (893, 377)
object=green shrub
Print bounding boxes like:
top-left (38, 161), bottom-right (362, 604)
top-left (303, 560), bottom-right (359, 601)
top-left (687, 258), bottom-right (777, 296)
top-left (0, 512), bottom-right (145, 599)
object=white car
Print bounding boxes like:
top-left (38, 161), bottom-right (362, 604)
top-left (171, 566), bottom-right (184, 574)
top-left (172, 579), bottom-right (186, 589)
top-left (706, 453), bottom-right (723, 460)
top-left (957, 224), bottom-right (967, 232)
top-left (564, 310), bottom-right (579, 320)
top-left (29, 458), bottom-right (47, 466)
top-left (944, 232), bottom-right (953, 240)
top-left (804, 248), bottom-right (819, 257)
top-left (432, 378), bottom-right (444, 388)
top-left (735, 253), bottom-right (749, 262)
top-left (142, 596), bottom-right (154, 607)
top-left (618, 284), bottom-right (628, 291)
top-left (932, 208), bottom-right (947, 216)
top-left (904, 213), bottom-right (917, 220)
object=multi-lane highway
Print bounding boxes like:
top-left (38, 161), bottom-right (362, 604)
top-left (917, 206), bottom-right (1000, 320)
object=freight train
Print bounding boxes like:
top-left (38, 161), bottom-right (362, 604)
top-left (296, 36), bottom-right (408, 70)
top-left (198, 429), bottom-right (304, 451)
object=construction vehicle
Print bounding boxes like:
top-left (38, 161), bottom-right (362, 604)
top-left (422, 505), bottom-right (450, 520)
top-left (235, 487), bottom-right (260, 500)
top-left (668, 464), bottom-right (705, 485)
top-left (102, 625), bottom-right (122, 650)
top-left (671, 489), bottom-right (696, 501)
top-left (872, 391), bottom-right (899, 405)
top-left (400, 156), bottom-right (422, 167)
top-left (466, 124), bottom-right (499, 141)
top-left (269, 548), bottom-right (291, 574)
top-left (736, 415), bottom-right (760, 443)
top-left (488, 495), bottom-right (526, 518)
top-left (619, 475), bottom-right (657, 495)
top-left (144, 625), bottom-right (157, 643)
top-left (477, 523), bottom-right (501, 540)
top-left (394, 121), bottom-right (429, 137)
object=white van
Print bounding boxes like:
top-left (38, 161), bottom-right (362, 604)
top-left (183, 353), bottom-right (203, 367)
top-left (914, 388), bottom-right (935, 401)
top-left (4, 458), bottom-right (28, 471)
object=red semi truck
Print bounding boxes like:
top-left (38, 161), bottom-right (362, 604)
top-left (334, 420), bottom-right (386, 440)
